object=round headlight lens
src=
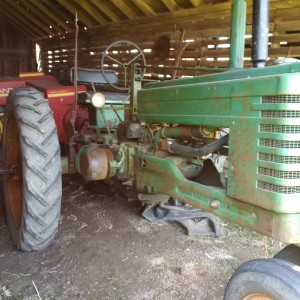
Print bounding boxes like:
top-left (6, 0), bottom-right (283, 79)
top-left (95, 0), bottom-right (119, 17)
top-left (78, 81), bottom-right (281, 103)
top-left (91, 92), bottom-right (106, 108)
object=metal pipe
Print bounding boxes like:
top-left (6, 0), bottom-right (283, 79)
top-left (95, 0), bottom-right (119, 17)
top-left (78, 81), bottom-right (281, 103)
top-left (167, 134), bottom-right (229, 158)
top-left (143, 65), bottom-right (227, 73)
top-left (251, 0), bottom-right (269, 68)
top-left (159, 126), bottom-right (216, 139)
top-left (229, 0), bottom-right (247, 69)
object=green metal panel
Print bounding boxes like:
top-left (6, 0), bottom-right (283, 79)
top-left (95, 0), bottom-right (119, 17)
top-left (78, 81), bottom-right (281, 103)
top-left (143, 62), bottom-right (300, 90)
top-left (96, 105), bottom-right (124, 128)
top-left (136, 71), bottom-right (300, 219)
top-left (134, 153), bottom-right (300, 243)
top-left (137, 73), bottom-right (300, 125)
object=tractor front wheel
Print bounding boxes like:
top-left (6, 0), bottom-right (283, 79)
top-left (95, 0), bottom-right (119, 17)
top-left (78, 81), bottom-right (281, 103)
top-left (2, 87), bottom-right (62, 251)
top-left (224, 258), bottom-right (300, 300)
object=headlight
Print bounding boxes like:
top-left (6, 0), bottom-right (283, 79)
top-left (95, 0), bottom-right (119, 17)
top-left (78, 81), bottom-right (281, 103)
top-left (91, 92), bottom-right (106, 108)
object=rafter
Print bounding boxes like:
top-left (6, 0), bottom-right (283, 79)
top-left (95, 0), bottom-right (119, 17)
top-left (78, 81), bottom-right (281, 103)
top-left (1, 2), bottom-right (47, 39)
top-left (189, 0), bottom-right (205, 7)
top-left (42, 0), bottom-right (75, 27)
top-left (4, 0), bottom-right (53, 36)
top-left (74, 0), bottom-right (107, 25)
top-left (1, 13), bottom-right (36, 40)
top-left (131, 0), bottom-right (156, 17)
top-left (28, 0), bottom-right (72, 32)
top-left (20, 0), bottom-right (65, 35)
top-left (110, 0), bottom-right (138, 19)
top-left (161, 0), bottom-right (181, 11)
top-left (89, 0), bottom-right (120, 22)
top-left (58, 0), bottom-right (94, 28)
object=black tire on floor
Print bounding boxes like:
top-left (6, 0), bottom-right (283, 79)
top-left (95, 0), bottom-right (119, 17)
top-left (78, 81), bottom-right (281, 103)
top-left (274, 244), bottom-right (300, 266)
top-left (2, 87), bottom-right (62, 251)
top-left (224, 258), bottom-right (300, 300)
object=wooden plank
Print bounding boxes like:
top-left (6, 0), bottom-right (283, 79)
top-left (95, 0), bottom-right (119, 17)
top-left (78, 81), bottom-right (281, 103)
top-left (4, 0), bottom-right (53, 36)
top-left (74, 0), bottom-right (107, 25)
top-left (21, 0), bottom-right (65, 34)
top-left (28, 0), bottom-right (72, 32)
top-left (271, 34), bottom-right (300, 44)
top-left (58, 0), bottom-right (94, 28)
top-left (189, 0), bottom-right (208, 8)
top-left (1, 2), bottom-right (47, 39)
top-left (110, 0), bottom-right (138, 19)
top-left (131, 0), bottom-right (156, 16)
top-left (89, 0), bottom-right (120, 22)
top-left (275, 20), bottom-right (300, 32)
top-left (42, 0), bottom-right (75, 26)
top-left (38, 1), bottom-right (300, 42)
top-left (1, 14), bottom-right (36, 40)
top-left (161, 0), bottom-right (181, 11)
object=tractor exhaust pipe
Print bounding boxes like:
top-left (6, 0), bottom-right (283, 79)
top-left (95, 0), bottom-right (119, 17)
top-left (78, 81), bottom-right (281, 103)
top-left (251, 0), bottom-right (269, 68)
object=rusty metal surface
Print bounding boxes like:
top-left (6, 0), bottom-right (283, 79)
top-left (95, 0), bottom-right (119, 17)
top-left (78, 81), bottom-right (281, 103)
top-left (134, 153), bottom-right (300, 243)
top-left (79, 147), bottom-right (114, 181)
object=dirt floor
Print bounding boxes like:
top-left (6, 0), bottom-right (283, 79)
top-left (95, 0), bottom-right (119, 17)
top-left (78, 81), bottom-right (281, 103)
top-left (0, 174), bottom-right (285, 300)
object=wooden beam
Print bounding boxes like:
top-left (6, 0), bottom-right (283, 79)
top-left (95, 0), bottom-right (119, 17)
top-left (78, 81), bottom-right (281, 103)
top-left (38, 0), bottom-right (300, 42)
top-left (27, 0), bottom-right (72, 32)
top-left (20, 0), bottom-right (65, 35)
top-left (189, 0), bottom-right (205, 7)
top-left (89, 0), bottom-right (120, 22)
top-left (131, 0), bottom-right (156, 17)
top-left (110, 0), bottom-right (138, 19)
top-left (4, 0), bottom-right (53, 36)
top-left (1, 1), bottom-right (47, 39)
top-left (58, 0), bottom-right (94, 28)
top-left (0, 48), bottom-right (29, 58)
top-left (271, 33), bottom-right (300, 44)
top-left (161, 0), bottom-right (181, 11)
top-left (74, 0), bottom-right (107, 25)
top-left (42, 0), bottom-right (75, 27)
top-left (1, 14), bottom-right (36, 40)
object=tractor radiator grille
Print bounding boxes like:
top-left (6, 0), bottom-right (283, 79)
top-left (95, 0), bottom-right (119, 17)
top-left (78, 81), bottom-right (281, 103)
top-left (261, 111), bottom-right (300, 118)
top-left (260, 125), bottom-right (300, 134)
top-left (257, 95), bottom-right (300, 194)
top-left (259, 153), bottom-right (300, 164)
top-left (258, 167), bottom-right (300, 179)
top-left (259, 139), bottom-right (300, 148)
top-left (257, 182), bottom-right (300, 194)
top-left (262, 95), bottom-right (300, 103)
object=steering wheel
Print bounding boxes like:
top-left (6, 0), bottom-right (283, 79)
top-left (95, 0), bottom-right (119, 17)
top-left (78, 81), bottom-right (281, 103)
top-left (101, 40), bottom-right (146, 91)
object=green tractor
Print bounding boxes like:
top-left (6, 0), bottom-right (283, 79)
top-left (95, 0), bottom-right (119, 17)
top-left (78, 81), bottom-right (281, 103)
top-left (1, 0), bottom-right (300, 298)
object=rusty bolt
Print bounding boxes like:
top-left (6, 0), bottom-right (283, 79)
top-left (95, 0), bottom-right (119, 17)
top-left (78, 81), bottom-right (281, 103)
top-left (249, 213), bottom-right (257, 220)
top-left (210, 200), bottom-right (220, 209)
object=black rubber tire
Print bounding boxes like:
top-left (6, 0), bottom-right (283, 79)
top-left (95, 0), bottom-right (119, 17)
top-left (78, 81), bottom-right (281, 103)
top-left (224, 258), bottom-right (300, 300)
top-left (2, 87), bottom-right (62, 251)
top-left (274, 244), bottom-right (300, 266)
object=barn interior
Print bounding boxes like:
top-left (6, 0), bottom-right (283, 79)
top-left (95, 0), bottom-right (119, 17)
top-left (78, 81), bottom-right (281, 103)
top-left (1, 0), bottom-right (300, 80)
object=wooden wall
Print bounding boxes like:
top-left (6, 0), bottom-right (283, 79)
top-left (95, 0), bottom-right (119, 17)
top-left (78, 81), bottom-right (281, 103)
top-left (39, 0), bottom-right (300, 85)
top-left (0, 20), bottom-right (35, 78)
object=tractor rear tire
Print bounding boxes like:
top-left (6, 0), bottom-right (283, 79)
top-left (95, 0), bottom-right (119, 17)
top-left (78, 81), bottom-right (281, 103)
top-left (2, 87), bottom-right (62, 251)
top-left (224, 258), bottom-right (300, 300)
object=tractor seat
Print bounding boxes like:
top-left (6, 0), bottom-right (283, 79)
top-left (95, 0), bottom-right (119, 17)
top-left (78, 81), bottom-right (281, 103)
top-left (71, 67), bottom-right (118, 85)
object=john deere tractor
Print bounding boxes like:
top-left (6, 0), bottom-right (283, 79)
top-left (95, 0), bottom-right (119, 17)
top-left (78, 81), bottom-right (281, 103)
top-left (1, 0), bottom-right (300, 298)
